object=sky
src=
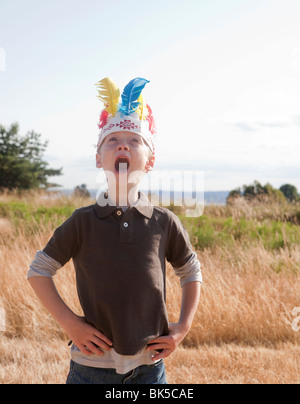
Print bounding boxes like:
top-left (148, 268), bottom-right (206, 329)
top-left (1, 0), bottom-right (300, 192)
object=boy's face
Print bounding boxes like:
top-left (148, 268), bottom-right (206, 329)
top-left (96, 132), bottom-right (155, 182)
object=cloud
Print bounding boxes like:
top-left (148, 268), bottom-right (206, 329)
top-left (292, 115), bottom-right (300, 126)
top-left (232, 117), bottom-right (296, 132)
top-left (234, 122), bottom-right (257, 132)
top-left (292, 47), bottom-right (300, 72)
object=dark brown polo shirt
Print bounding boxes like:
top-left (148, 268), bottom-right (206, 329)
top-left (43, 192), bottom-right (193, 355)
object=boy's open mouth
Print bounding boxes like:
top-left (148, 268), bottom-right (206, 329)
top-left (115, 157), bottom-right (130, 173)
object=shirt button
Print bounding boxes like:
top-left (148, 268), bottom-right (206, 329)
top-left (116, 210), bottom-right (122, 216)
top-left (123, 222), bottom-right (129, 228)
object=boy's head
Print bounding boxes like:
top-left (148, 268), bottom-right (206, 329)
top-left (95, 77), bottom-right (157, 185)
top-left (96, 129), bottom-right (155, 188)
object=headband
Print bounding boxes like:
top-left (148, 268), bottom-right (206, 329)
top-left (96, 77), bottom-right (156, 152)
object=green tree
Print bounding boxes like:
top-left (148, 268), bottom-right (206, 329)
top-left (263, 182), bottom-right (286, 203)
top-left (73, 184), bottom-right (90, 198)
top-left (0, 123), bottom-right (62, 190)
top-left (279, 184), bottom-right (298, 202)
top-left (243, 180), bottom-right (265, 198)
top-left (227, 181), bottom-right (286, 204)
top-left (227, 187), bottom-right (242, 202)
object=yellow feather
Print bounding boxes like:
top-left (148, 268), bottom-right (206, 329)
top-left (136, 94), bottom-right (148, 120)
top-left (95, 77), bottom-right (120, 116)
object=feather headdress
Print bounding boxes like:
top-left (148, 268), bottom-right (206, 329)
top-left (96, 77), bottom-right (156, 152)
top-left (95, 77), bottom-right (120, 116)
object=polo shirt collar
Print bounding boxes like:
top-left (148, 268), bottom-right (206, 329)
top-left (132, 191), bottom-right (154, 219)
top-left (94, 191), bottom-right (153, 219)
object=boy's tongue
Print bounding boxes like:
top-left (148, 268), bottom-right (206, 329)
top-left (115, 157), bottom-right (130, 173)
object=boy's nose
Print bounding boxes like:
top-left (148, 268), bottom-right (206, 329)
top-left (117, 144), bottom-right (129, 151)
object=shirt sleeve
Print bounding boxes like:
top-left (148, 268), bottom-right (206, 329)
top-left (173, 251), bottom-right (203, 287)
top-left (27, 250), bottom-right (62, 279)
top-left (166, 211), bottom-right (194, 268)
top-left (42, 210), bottom-right (81, 266)
top-left (165, 211), bottom-right (203, 287)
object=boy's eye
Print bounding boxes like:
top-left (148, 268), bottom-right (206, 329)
top-left (109, 137), bottom-right (118, 142)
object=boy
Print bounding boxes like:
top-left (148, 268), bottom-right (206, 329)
top-left (28, 77), bottom-right (202, 384)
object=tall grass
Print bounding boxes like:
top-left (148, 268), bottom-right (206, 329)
top-left (0, 190), bottom-right (300, 383)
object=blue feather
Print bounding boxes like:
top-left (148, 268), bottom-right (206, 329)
top-left (119, 78), bottom-right (150, 115)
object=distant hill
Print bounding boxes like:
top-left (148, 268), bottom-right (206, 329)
top-left (59, 189), bottom-right (230, 206)
top-left (204, 191), bottom-right (230, 205)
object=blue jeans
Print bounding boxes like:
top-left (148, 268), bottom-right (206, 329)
top-left (66, 359), bottom-right (168, 385)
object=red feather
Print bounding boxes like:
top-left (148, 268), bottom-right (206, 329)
top-left (146, 104), bottom-right (156, 135)
top-left (98, 109), bottom-right (109, 129)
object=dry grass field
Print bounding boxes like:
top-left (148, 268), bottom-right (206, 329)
top-left (0, 190), bottom-right (300, 384)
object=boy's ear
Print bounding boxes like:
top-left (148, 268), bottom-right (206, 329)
top-left (96, 153), bottom-right (103, 169)
top-left (145, 154), bottom-right (155, 173)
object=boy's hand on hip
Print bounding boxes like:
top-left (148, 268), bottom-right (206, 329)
top-left (65, 316), bottom-right (113, 356)
top-left (146, 323), bottom-right (189, 361)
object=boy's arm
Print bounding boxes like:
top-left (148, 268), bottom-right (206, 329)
top-left (28, 276), bottom-right (113, 355)
top-left (147, 281), bottom-right (201, 361)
